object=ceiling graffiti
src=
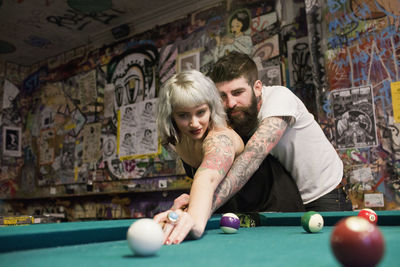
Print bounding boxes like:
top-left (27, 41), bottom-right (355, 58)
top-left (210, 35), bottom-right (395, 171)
top-left (0, 0), bottom-right (219, 66)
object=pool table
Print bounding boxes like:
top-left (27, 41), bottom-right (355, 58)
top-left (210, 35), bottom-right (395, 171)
top-left (1, 211), bottom-right (399, 266)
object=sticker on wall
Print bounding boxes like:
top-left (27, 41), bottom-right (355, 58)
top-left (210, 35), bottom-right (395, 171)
top-left (78, 69), bottom-right (97, 110)
top-left (2, 126), bottom-right (22, 157)
top-left (252, 34), bottom-right (280, 66)
top-left (251, 11), bottom-right (277, 33)
top-left (350, 166), bottom-right (374, 190)
top-left (103, 83), bottom-right (115, 118)
top-left (391, 81), bottom-right (400, 123)
top-left (364, 193), bottom-right (385, 208)
top-left (57, 141), bottom-right (75, 183)
top-left (102, 134), bottom-right (116, 163)
top-left (2, 79), bottom-right (19, 109)
top-left (39, 128), bottom-right (55, 165)
top-left (258, 65), bottom-right (281, 86)
top-left (82, 122), bottom-right (102, 163)
top-left (331, 85), bottom-right (378, 149)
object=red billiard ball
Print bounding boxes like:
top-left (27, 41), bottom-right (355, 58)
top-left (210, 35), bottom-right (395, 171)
top-left (358, 208), bottom-right (378, 224)
top-left (330, 216), bottom-right (385, 267)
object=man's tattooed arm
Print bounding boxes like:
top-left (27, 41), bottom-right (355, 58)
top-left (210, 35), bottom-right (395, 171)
top-left (211, 116), bottom-right (290, 213)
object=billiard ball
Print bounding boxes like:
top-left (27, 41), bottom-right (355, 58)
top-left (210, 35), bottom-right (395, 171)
top-left (127, 218), bottom-right (164, 256)
top-left (330, 216), bottom-right (385, 267)
top-left (220, 213), bottom-right (240, 234)
top-left (301, 211), bottom-right (324, 233)
top-left (358, 208), bottom-right (378, 224)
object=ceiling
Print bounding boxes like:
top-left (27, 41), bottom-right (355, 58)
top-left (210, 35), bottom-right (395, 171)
top-left (0, 0), bottom-right (220, 66)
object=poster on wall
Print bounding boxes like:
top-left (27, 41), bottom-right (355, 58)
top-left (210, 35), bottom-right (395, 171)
top-left (78, 69), bottom-right (97, 110)
top-left (2, 126), bottom-right (22, 157)
top-left (2, 79), bottom-right (19, 109)
top-left (252, 34), bottom-right (280, 64)
top-left (287, 36), bottom-right (313, 88)
top-left (391, 81), bottom-right (400, 123)
top-left (331, 85), bottom-right (378, 149)
top-left (259, 65), bottom-right (282, 86)
top-left (177, 50), bottom-right (200, 73)
top-left (117, 98), bottom-right (159, 160)
top-left (39, 128), bottom-right (55, 165)
top-left (82, 122), bottom-right (102, 163)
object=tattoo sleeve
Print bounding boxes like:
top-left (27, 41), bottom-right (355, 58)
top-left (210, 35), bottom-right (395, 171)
top-left (197, 134), bottom-right (235, 181)
top-left (211, 116), bottom-right (289, 213)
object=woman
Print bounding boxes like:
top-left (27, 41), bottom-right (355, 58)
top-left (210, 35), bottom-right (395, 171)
top-left (154, 70), bottom-right (244, 245)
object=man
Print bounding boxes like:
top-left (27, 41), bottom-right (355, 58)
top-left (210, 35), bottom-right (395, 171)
top-left (208, 52), bottom-right (352, 212)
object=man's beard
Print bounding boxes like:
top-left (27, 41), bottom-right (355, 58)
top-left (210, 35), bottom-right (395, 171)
top-left (227, 93), bottom-right (259, 140)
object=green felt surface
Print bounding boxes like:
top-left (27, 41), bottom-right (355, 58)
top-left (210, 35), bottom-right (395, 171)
top-left (1, 211), bottom-right (399, 267)
top-left (1, 226), bottom-right (399, 267)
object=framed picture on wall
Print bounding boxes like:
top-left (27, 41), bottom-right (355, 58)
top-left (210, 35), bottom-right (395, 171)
top-left (177, 50), bottom-right (200, 73)
top-left (2, 126), bottom-right (22, 157)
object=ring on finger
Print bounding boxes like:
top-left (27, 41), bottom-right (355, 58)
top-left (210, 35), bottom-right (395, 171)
top-left (167, 211), bottom-right (179, 225)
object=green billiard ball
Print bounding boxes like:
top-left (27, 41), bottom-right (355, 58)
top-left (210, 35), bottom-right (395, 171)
top-left (301, 211), bottom-right (324, 233)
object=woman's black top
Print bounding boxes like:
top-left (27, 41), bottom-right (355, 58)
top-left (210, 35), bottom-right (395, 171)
top-left (182, 154), bottom-right (305, 214)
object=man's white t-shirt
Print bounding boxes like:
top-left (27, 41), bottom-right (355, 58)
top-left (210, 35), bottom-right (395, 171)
top-left (258, 85), bottom-right (342, 204)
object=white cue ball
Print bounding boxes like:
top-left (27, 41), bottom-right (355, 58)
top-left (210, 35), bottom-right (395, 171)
top-left (127, 218), bottom-right (164, 256)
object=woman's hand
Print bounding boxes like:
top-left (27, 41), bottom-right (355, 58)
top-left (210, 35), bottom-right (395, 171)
top-left (154, 209), bottom-right (202, 245)
top-left (171, 193), bottom-right (190, 210)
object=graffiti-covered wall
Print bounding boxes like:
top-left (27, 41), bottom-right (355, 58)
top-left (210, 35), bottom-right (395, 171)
top-left (312, 0), bottom-right (400, 209)
top-left (0, 0), bottom-right (399, 221)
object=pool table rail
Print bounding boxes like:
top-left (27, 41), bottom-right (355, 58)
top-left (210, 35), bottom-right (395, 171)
top-left (1, 211), bottom-right (398, 253)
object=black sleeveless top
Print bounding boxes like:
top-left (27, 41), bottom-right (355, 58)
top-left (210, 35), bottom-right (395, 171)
top-left (182, 153), bottom-right (305, 214)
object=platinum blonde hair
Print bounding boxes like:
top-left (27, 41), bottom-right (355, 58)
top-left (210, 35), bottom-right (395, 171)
top-left (157, 69), bottom-right (226, 145)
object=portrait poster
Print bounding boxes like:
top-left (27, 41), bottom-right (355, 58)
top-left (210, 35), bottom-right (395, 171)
top-left (117, 98), bottom-right (160, 160)
top-left (2, 126), bottom-right (22, 157)
top-left (331, 85), bottom-right (378, 149)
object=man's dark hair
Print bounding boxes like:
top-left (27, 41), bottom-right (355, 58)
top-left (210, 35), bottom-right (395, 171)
top-left (208, 52), bottom-right (258, 87)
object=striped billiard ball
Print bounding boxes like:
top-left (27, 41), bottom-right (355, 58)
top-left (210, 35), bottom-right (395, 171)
top-left (358, 208), bottom-right (378, 224)
top-left (301, 211), bottom-right (324, 233)
top-left (220, 213), bottom-right (240, 234)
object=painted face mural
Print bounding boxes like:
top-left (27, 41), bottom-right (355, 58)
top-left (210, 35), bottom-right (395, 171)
top-left (107, 45), bottom-right (159, 127)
